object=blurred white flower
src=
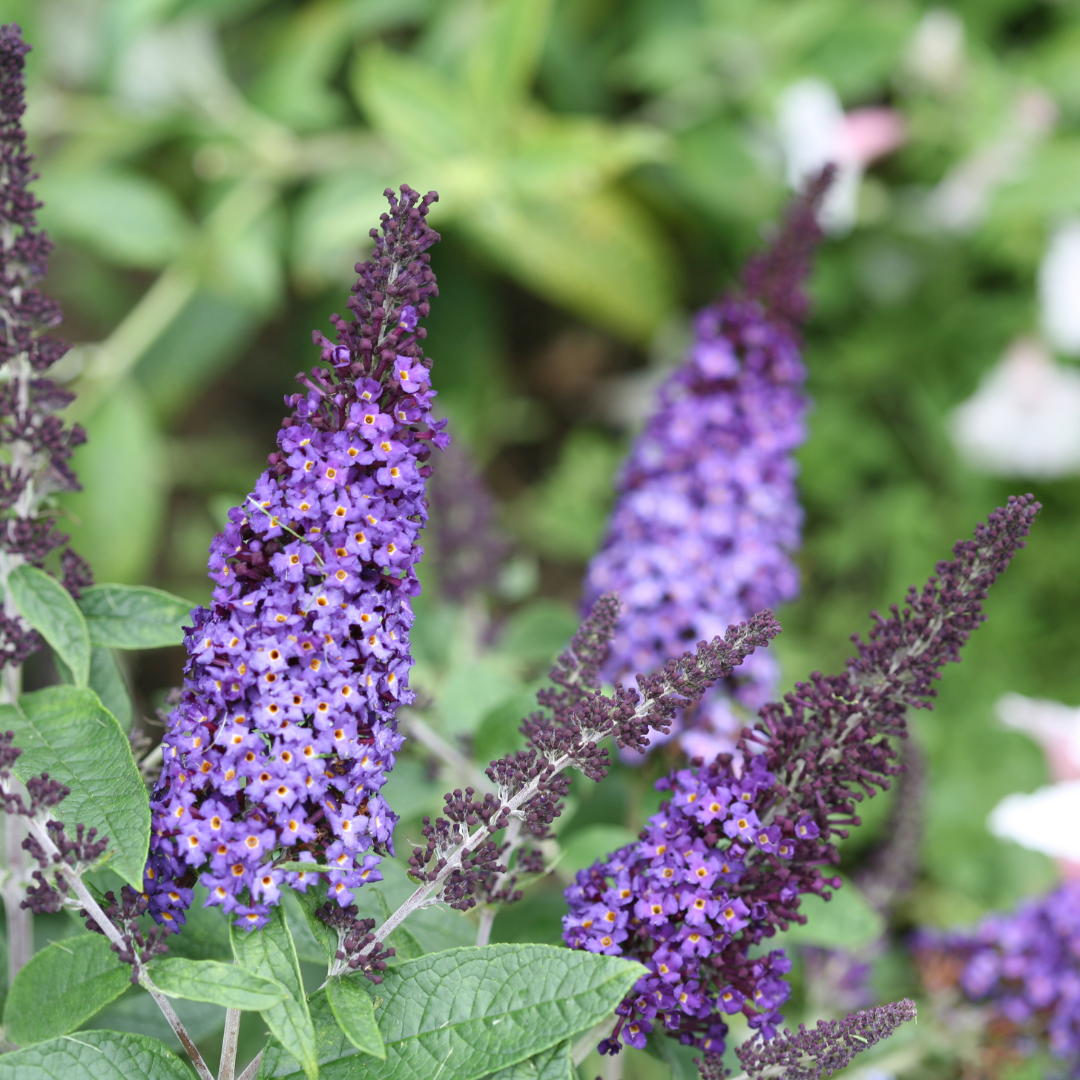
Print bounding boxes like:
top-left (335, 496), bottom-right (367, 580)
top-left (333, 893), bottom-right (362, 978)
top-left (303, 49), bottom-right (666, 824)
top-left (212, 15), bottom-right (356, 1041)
top-left (949, 337), bottom-right (1080, 479)
top-left (904, 8), bottom-right (966, 93)
top-left (1040, 219), bottom-right (1080, 356)
top-left (997, 693), bottom-right (1080, 782)
top-left (988, 781), bottom-right (1080, 861)
top-left (776, 80), bottom-right (904, 234)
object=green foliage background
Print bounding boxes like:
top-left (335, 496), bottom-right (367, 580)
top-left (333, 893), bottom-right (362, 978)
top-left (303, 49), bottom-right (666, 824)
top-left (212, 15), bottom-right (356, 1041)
top-left (3, 0), bottom-right (1080, 1075)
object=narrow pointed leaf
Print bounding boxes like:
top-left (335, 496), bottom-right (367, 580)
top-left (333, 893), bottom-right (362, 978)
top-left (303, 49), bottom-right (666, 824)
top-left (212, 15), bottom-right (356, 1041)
top-left (232, 905), bottom-right (318, 1080)
top-left (7, 564), bottom-right (91, 686)
top-left (150, 958), bottom-right (290, 1011)
top-left (78, 584), bottom-right (194, 649)
top-left (0, 1030), bottom-right (197, 1079)
top-left (2, 934), bottom-right (130, 1046)
top-left (0, 686), bottom-right (150, 888)
top-left (325, 977), bottom-right (385, 1060)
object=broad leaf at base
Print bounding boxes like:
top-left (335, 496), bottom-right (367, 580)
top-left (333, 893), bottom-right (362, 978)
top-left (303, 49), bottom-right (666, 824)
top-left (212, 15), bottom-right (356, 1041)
top-left (2, 934), bottom-right (131, 1046)
top-left (0, 1030), bottom-right (196, 1080)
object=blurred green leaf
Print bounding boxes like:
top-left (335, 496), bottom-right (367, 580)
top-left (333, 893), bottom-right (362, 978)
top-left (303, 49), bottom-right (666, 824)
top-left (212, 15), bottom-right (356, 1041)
top-left (497, 599), bottom-right (579, 666)
top-left (557, 825), bottom-right (638, 879)
top-left (36, 168), bottom-right (191, 269)
top-left (437, 658), bottom-right (519, 736)
top-left (771, 875), bottom-right (885, 951)
top-left (507, 429), bottom-right (622, 561)
top-left (60, 381), bottom-right (168, 585)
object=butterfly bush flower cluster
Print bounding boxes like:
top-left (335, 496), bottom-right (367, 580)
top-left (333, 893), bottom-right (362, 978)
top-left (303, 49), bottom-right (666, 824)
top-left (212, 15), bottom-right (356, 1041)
top-left (565, 496), bottom-right (1040, 1057)
top-left (145, 186), bottom-right (447, 932)
top-left (0, 24), bottom-right (90, 670)
top-left (582, 171), bottom-right (831, 762)
top-left (915, 881), bottom-right (1080, 1071)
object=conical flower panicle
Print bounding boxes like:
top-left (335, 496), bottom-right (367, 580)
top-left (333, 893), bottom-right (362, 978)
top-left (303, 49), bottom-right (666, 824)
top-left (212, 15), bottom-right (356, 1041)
top-left (566, 497), bottom-right (1039, 1055)
top-left (582, 173), bottom-right (831, 761)
top-left (0, 23), bottom-right (90, 668)
top-left (146, 186), bottom-right (446, 931)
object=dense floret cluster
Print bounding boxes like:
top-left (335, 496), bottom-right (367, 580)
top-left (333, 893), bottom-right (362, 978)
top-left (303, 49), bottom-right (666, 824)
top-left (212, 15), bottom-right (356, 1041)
top-left (0, 23), bottom-right (90, 669)
top-left (565, 496), bottom-right (1040, 1054)
top-left (145, 186), bottom-right (446, 930)
top-left (916, 882), bottom-right (1080, 1070)
top-left (581, 172), bottom-right (831, 760)
top-left (564, 754), bottom-right (803, 1052)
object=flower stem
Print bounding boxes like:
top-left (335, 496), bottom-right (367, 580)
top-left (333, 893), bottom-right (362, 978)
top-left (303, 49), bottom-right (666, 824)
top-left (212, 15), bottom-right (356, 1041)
top-left (219, 1006), bottom-right (242, 1080)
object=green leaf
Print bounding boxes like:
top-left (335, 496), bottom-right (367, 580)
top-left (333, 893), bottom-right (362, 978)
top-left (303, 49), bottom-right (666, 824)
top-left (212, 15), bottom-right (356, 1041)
top-left (466, 0), bottom-right (554, 123)
top-left (772, 874), bottom-right (886, 951)
top-left (232, 905), bottom-right (318, 1080)
top-left (35, 167), bottom-right (191, 269)
top-left (89, 647), bottom-right (133, 733)
top-left (325, 977), bottom-right (386, 1060)
top-left (557, 826), bottom-right (638, 879)
top-left (2, 934), bottom-right (131, 1046)
top-left (285, 882), bottom-right (336, 963)
top-left (78, 584), bottom-right (195, 650)
top-left (7, 565), bottom-right (91, 687)
top-left (61, 382), bottom-right (168, 585)
top-left (0, 1029), bottom-right (197, 1079)
top-left (0, 686), bottom-right (150, 889)
top-left (482, 1041), bottom-right (573, 1080)
top-left (496, 600), bottom-right (579, 666)
top-left (150, 958), bottom-right (290, 1011)
top-left (259, 944), bottom-right (644, 1080)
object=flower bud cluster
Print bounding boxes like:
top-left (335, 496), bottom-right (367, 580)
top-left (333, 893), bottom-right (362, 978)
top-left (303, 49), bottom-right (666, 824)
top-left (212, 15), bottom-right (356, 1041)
top-left (582, 172), bottom-right (831, 762)
top-left (399, 597), bottom-right (779, 921)
top-left (0, 731), bottom-right (110, 914)
top-left (565, 497), bottom-right (1040, 1055)
top-left (914, 881), bottom-right (1080, 1071)
top-left (84, 886), bottom-right (170, 983)
top-left (318, 900), bottom-right (395, 982)
top-left (146, 186), bottom-right (447, 931)
top-left (0, 24), bottom-right (90, 668)
top-left (725, 998), bottom-right (917, 1080)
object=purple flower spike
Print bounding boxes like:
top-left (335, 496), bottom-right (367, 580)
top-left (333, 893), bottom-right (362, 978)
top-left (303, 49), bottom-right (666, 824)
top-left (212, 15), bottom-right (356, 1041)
top-left (0, 23), bottom-right (91, 668)
top-left (916, 880), bottom-right (1080, 1071)
top-left (145, 186), bottom-right (445, 931)
top-left (565, 497), bottom-right (1039, 1055)
top-left (723, 999), bottom-right (917, 1080)
top-left (582, 170), bottom-right (833, 760)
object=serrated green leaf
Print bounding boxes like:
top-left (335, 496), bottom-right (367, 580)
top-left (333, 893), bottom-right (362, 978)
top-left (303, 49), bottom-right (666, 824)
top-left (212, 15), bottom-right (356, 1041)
top-left (78, 584), bottom-right (194, 650)
top-left (482, 1040), bottom-right (573, 1080)
top-left (2, 934), bottom-right (131, 1046)
top-left (232, 905), bottom-right (318, 1080)
top-left (259, 944), bottom-right (644, 1080)
top-left (89, 647), bottom-right (133, 732)
top-left (150, 958), bottom-right (289, 1011)
top-left (325, 977), bottom-right (386, 1060)
top-left (0, 686), bottom-right (150, 889)
top-left (7, 565), bottom-right (91, 687)
top-left (0, 1029), bottom-right (197, 1079)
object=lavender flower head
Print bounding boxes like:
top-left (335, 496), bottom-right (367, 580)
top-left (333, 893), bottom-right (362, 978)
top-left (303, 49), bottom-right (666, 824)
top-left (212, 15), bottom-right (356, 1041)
top-left (145, 186), bottom-right (446, 931)
top-left (565, 497), bottom-right (1039, 1056)
top-left (916, 881), bottom-right (1080, 1070)
top-left (0, 24), bottom-right (90, 670)
top-left (582, 171), bottom-right (832, 761)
